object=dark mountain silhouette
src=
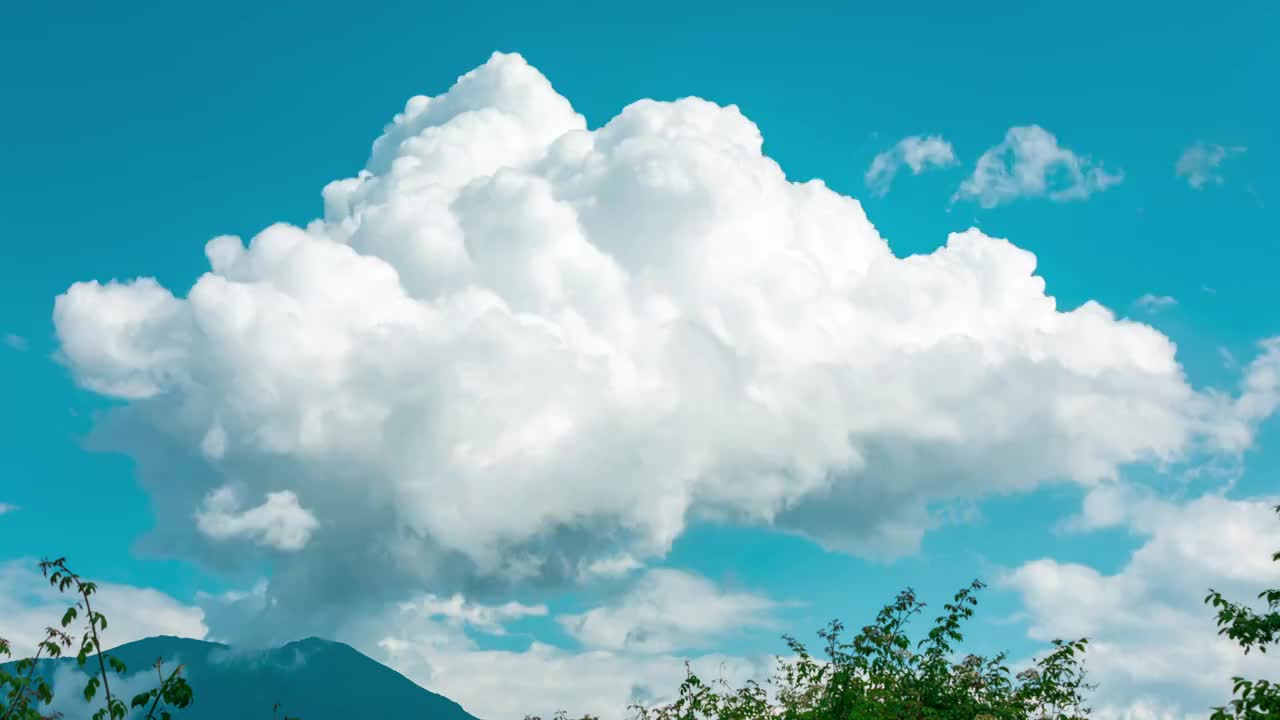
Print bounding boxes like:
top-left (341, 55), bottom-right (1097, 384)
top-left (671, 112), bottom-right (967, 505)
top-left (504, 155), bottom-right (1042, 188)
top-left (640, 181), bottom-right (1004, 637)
top-left (4, 635), bottom-right (479, 720)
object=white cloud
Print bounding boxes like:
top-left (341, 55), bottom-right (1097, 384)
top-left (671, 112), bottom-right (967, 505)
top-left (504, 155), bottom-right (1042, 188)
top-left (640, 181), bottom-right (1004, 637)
top-left (1003, 491), bottom-right (1280, 719)
top-left (865, 135), bottom-right (956, 196)
top-left (355, 571), bottom-right (777, 720)
top-left (558, 568), bottom-right (776, 654)
top-left (578, 553), bottom-right (644, 580)
top-left (0, 559), bottom-right (207, 658)
top-left (0, 502), bottom-right (16, 515)
top-left (1213, 338), bottom-right (1280, 453)
top-left (395, 592), bottom-right (547, 635)
top-left (375, 629), bottom-right (772, 720)
top-left (3, 333), bottom-right (27, 351)
top-left (1134, 294), bottom-right (1177, 311)
top-left (38, 662), bottom-right (193, 720)
top-left (954, 125), bottom-right (1122, 207)
top-left (1176, 142), bottom-right (1245, 190)
top-left (194, 486), bottom-right (318, 551)
top-left (1218, 347), bottom-right (1238, 370)
top-left (50, 53), bottom-right (1279, 641)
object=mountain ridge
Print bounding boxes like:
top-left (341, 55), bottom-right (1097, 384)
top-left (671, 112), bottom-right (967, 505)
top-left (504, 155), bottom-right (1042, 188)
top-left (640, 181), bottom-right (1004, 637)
top-left (3, 635), bottom-right (479, 720)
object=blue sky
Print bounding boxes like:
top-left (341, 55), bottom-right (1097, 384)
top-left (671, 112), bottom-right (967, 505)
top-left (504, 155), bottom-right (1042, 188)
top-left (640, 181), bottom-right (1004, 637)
top-left (2, 2), bottom-right (1279, 718)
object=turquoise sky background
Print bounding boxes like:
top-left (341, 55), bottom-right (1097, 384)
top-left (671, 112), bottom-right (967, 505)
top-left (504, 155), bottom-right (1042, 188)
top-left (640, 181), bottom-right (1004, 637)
top-left (2, 2), bottom-right (1278, 717)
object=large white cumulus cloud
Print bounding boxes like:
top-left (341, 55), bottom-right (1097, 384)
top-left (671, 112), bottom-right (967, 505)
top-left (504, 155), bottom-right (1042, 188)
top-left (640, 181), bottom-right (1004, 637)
top-left (53, 53), bottom-right (1277, 636)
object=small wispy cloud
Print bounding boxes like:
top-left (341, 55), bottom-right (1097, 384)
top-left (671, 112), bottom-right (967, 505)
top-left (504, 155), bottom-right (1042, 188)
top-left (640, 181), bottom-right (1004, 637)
top-left (1176, 142), bottom-right (1245, 189)
top-left (395, 593), bottom-right (548, 635)
top-left (865, 135), bottom-right (957, 196)
top-left (953, 125), bottom-right (1121, 208)
top-left (3, 333), bottom-right (28, 352)
top-left (0, 503), bottom-right (18, 516)
top-left (1135, 293), bottom-right (1177, 311)
top-left (1245, 182), bottom-right (1264, 207)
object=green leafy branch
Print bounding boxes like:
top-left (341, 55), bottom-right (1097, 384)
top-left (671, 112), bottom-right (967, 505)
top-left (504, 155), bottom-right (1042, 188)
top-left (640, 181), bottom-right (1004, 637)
top-left (624, 579), bottom-right (1093, 720)
top-left (1204, 504), bottom-right (1280, 720)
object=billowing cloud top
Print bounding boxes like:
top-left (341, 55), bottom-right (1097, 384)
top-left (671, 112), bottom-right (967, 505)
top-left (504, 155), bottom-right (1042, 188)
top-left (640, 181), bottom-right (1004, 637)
top-left (52, 52), bottom-right (1279, 637)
